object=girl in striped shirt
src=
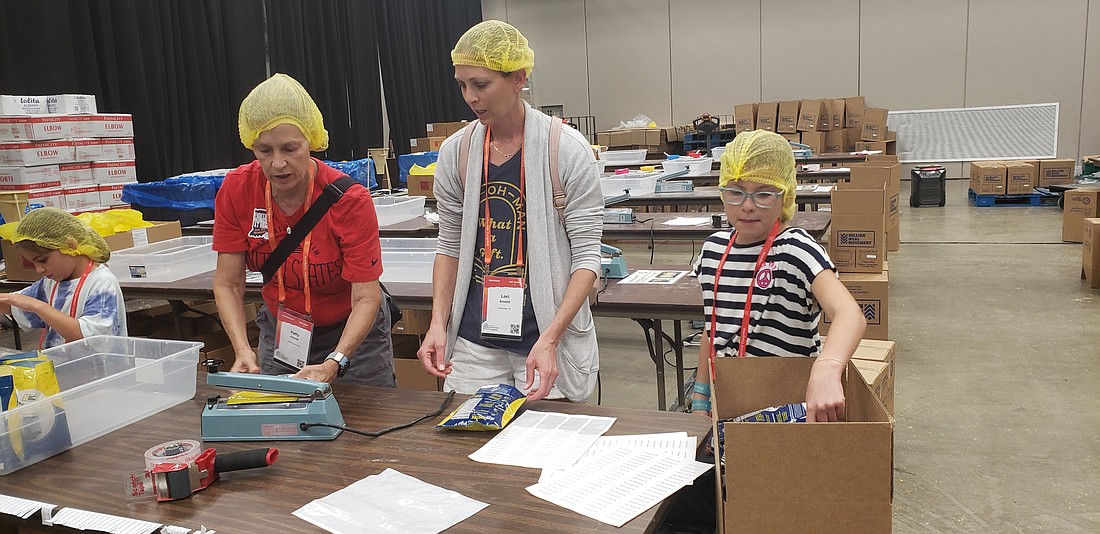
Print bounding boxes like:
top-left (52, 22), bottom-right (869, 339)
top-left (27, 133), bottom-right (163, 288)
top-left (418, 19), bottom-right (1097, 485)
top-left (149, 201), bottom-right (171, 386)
top-left (691, 130), bottom-right (866, 422)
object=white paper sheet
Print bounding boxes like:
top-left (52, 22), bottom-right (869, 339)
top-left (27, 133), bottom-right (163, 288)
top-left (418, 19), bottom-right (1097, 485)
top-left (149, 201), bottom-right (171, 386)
top-left (0, 493), bottom-right (54, 520)
top-left (50, 507), bottom-right (162, 534)
top-left (293, 468), bottom-right (487, 534)
top-left (661, 216), bottom-right (711, 227)
top-left (538, 432), bottom-right (696, 483)
top-left (617, 269), bottom-right (689, 285)
top-left (468, 410), bottom-right (616, 470)
top-left (527, 447), bottom-right (713, 527)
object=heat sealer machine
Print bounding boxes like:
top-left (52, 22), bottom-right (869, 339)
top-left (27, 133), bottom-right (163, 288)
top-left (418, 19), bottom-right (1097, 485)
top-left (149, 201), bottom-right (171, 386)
top-left (200, 359), bottom-right (345, 442)
top-left (600, 243), bottom-right (629, 279)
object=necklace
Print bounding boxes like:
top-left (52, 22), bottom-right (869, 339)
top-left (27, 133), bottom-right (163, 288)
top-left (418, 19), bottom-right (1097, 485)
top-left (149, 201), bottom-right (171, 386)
top-left (490, 141), bottom-right (519, 159)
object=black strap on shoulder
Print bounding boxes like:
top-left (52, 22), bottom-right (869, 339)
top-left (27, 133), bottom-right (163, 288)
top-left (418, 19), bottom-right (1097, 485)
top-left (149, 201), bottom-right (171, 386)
top-left (260, 175), bottom-right (358, 285)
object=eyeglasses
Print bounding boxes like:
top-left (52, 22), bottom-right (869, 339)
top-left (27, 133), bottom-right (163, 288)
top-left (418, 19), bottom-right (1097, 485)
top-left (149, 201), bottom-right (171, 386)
top-left (719, 186), bottom-right (783, 208)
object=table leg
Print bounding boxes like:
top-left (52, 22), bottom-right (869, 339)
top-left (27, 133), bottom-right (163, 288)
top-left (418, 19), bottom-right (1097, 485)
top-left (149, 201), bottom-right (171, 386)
top-left (653, 319), bottom-right (666, 411)
top-left (673, 320), bottom-right (685, 410)
top-left (168, 300), bottom-right (187, 339)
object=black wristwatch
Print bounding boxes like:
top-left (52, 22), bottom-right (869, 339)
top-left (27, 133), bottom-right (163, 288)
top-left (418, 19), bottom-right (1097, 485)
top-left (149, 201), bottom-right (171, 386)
top-left (324, 351), bottom-right (350, 377)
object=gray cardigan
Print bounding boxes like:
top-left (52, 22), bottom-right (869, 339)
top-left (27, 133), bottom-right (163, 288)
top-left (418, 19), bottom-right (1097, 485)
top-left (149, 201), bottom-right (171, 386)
top-left (433, 103), bottom-right (604, 401)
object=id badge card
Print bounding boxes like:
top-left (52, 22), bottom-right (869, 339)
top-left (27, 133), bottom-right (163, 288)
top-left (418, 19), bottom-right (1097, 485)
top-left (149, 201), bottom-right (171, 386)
top-left (274, 307), bottom-right (314, 371)
top-left (481, 275), bottom-right (525, 341)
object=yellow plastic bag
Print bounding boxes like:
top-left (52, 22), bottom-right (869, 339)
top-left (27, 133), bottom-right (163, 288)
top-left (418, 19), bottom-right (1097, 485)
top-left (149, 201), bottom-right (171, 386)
top-left (409, 163), bottom-right (437, 176)
top-left (75, 208), bottom-right (153, 237)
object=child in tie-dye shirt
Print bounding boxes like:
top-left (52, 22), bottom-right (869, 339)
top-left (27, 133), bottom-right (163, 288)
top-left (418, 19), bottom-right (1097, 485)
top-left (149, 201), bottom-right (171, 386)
top-left (0, 208), bottom-right (126, 348)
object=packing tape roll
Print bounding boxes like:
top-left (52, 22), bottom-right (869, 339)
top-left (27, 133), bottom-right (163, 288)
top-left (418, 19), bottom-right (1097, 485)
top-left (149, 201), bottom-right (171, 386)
top-left (144, 439), bottom-right (202, 469)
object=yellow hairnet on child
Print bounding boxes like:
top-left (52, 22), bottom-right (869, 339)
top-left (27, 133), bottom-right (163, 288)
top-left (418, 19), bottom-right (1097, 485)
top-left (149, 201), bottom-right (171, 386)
top-left (0, 208), bottom-right (111, 263)
top-left (238, 73), bottom-right (329, 151)
top-left (719, 130), bottom-right (797, 221)
top-left (451, 20), bottom-right (535, 76)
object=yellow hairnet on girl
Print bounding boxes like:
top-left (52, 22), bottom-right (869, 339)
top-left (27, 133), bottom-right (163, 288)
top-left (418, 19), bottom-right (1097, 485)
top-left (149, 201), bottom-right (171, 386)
top-left (0, 207), bottom-right (111, 263)
top-left (718, 130), bottom-right (797, 221)
top-left (451, 20), bottom-right (535, 76)
top-left (238, 73), bottom-right (329, 151)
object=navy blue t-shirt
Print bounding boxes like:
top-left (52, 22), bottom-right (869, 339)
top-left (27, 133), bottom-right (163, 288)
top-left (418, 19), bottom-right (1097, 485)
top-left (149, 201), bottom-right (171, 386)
top-left (458, 150), bottom-right (540, 353)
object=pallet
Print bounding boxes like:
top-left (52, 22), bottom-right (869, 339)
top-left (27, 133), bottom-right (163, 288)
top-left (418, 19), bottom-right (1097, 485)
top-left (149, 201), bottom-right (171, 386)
top-left (968, 189), bottom-right (1044, 207)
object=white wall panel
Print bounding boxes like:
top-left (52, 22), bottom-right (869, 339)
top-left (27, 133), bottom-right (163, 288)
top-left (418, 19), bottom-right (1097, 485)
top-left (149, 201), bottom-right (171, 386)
top-left (669, 0), bottom-right (760, 125)
top-left (585, 0), bottom-right (673, 129)
top-left (760, 0), bottom-right (860, 102)
top-left (507, 0), bottom-right (592, 117)
top-left (860, 0), bottom-right (968, 111)
top-left (481, 0), bottom-right (507, 22)
top-left (1080, 0), bottom-right (1100, 157)
top-left (965, 0), bottom-right (1088, 158)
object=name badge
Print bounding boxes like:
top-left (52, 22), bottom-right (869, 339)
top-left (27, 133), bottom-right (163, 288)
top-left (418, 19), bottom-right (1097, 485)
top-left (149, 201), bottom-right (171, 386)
top-left (274, 307), bottom-right (314, 371)
top-left (481, 275), bottom-right (524, 341)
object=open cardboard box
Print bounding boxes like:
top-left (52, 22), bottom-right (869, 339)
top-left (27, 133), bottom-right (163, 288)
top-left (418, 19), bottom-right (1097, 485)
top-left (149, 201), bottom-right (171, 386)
top-left (711, 356), bottom-right (894, 533)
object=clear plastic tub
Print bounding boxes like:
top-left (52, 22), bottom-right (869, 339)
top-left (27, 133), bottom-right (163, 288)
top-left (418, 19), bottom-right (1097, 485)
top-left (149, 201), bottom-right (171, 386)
top-left (374, 195), bottom-right (426, 226)
top-left (601, 172), bottom-right (659, 197)
top-left (107, 236), bottom-right (215, 283)
top-left (379, 237), bottom-right (436, 283)
top-left (662, 157), bottom-right (713, 176)
top-left (710, 146), bottom-right (726, 161)
top-left (599, 149), bottom-right (648, 165)
top-left (1, 336), bottom-right (201, 475)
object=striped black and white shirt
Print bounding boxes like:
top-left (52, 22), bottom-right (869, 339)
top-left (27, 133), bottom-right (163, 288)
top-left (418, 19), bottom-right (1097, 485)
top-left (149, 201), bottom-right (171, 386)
top-left (693, 227), bottom-right (835, 358)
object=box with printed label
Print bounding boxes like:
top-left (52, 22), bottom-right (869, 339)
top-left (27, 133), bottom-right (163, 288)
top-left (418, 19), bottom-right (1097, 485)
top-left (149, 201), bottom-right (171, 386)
top-left (0, 165), bottom-right (61, 191)
top-left (969, 162), bottom-right (1006, 195)
top-left (0, 140), bottom-right (75, 166)
top-left (711, 356), bottom-right (893, 534)
top-left (776, 100), bottom-right (800, 133)
top-left (824, 129), bottom-right (847, 153)
top-left (94, 138), bottom-right (136, 161)
top-left (1084, 218), bottom-right (1100, 289)
top-left (855, 359), bottom-right (893, 415)
top-left (733, 103), bottom-right (757, 134)
top-left (1038, 159), bottom-right (1075, 187)
top-left (59, 162), bottom-right (94, 186)
top-left (844, 96), bottom-right (866, 128)
top-left (27, 187), bottom-right (65, 210)
top-left (98, 182), bottom-right (137, 207)
top-left (799, 131), bottom-right (824, 154)
top-left (101, 220), bottom-right (183, 251)
top-left (62, 185), bottom-right (101, 211)
top-left (0, 95), bottom-right (46, 115)
top-left (796, 99), bottom-right (824, 132)
top-left (91, 160), bottom-right (137, 184)
top-left (47, 94), bottom-right (97, 115)
top-left (1062, 188), bottom-right (1100, 242)
top-left (69, 114), bottom-right (134, 137)
top-left (857, 155), bottom-right (901, 251)
top-left (860, 108), bottom-right (889, 141)
top-left (821, 270), bottom-right (890, 340)
top-left (409, 137), bottom-right (444, 152)
top-left (829, 171), bottom-right (887, 273)
top-left (73, 138), bottom-right (103, 162)
top-left (1003, 161), bottom-right (1035, 195)
top-left (830, 98), bottom-right (846, 130)
top-left (0, 115), bottom-right (72, 141)
top-left (426, 121), bottom-right (468, 138)
top-left (755, 102), bottom-right (778, 132)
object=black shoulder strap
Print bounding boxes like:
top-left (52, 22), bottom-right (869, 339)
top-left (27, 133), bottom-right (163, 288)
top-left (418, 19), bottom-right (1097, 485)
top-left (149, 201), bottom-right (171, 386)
top-left (260, 175), bottom-right (358, 285)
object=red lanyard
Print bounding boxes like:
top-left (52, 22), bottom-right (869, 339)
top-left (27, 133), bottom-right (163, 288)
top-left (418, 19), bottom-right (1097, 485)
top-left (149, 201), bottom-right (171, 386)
top-left (264, 161), bottom-right (316, 316)
top-left (708, 220), bottom-right (782, 361)
top-left (481, 126), bottom-right (526, 272)
top-left (40, 260), bottom-right (95, 349)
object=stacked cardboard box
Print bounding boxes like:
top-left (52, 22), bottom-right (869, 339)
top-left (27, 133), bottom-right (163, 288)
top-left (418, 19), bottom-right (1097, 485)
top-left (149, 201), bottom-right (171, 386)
top-left (734, 96), bottom-right (893, 155)
top-left (1063, 188), bottom-right (1100, 242)
top-left (1084, 218), bottom-right (1100, 289)
top-left (829, 170), bottom-right (887, 273)
top-left (595, 126), bottom-right (687, 156)
top-left (970, 160), bottom-right (1044, 196)
top-left (390, 309), bottom-right (444, 391)
top-left (410, 120), bottom-right (470, 153)
top-left (820, 337), bottom-right (896, 414)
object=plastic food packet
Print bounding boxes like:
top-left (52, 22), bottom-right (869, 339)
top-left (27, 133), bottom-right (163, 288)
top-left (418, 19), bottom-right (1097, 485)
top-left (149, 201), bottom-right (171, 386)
top-left (436, 384), bottom-right (526, 431)
top-left (0, 352), bottom-right (72, 470)
top-left (705, 402), bottom-right (807, 460)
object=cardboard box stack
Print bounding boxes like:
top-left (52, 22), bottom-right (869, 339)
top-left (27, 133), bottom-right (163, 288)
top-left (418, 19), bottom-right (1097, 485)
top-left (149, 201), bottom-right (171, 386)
top-left (1084, 218), bottom-right (1100, 289)
top-left (733, 96), bottom-right (893, 155)
top-left (390, 309), bottom-right (444, 391)
top-left (821, 337), bottom-right (896, 414)
top-left (595, 125), bottom-right (687, 156)
top-left (1064, 188), bottom-right (1100, 242)
top-left (0, 93), bottom-right (137, 217)
top-left (410, 120), bottom-right (469, 153)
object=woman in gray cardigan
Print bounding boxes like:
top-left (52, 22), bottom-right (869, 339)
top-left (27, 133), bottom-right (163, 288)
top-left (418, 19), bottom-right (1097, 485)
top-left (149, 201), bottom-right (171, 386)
top-left (416, 20), bottom-right (603, 402)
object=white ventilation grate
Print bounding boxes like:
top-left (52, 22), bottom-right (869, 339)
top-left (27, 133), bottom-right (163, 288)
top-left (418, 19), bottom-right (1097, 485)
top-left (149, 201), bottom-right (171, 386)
top-left (886, 103), bottom-right (1058, 163)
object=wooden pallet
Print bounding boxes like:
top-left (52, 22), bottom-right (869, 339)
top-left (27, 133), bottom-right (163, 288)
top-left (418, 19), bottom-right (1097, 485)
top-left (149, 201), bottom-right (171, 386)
top-left (968, 189), bottom-right (1043, 207)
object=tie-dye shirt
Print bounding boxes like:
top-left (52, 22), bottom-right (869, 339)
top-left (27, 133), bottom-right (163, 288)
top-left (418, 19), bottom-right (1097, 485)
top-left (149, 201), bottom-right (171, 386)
top-left (12, 264), bottom-right (127, 348)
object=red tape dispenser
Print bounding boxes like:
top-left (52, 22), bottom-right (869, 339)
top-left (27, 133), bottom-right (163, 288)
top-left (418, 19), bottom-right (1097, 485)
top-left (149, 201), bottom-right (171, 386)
top-left (152, 447), bottom-right (278, 502)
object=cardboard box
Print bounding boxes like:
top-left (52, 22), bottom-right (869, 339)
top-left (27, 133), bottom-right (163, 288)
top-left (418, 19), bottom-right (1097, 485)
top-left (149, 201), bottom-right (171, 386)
top-left (98, 182), bottom-right (136, 207)
top-left (101, 220), bottom-right (183, 251)
top-left (796, 99), bottom-right (824, 132)
top-left (27, 186), bottom-right (65, 210)
top-left (94, 138), bottom-right (136, 161)
top-left (47, 94), bottom-right (97, 115)
top-left (711, 357), bottom-right (893, 534)
top-left (394, 358), bottom-right (443, 391)
top-left (756, 102), bottom-right (778, 132)
top-left (91, 160), bottom-right (137, 184)
top-left (406, 173), bottom-right (434, 199)
top-left (834, 270), bottom-right (889, 340)
top-left (1084, 218), bottom-right (1100, 289)
top-left (392, 308), bottom-right (432, 335)
top-left (842, 128), bottom-right (859, 152)
top-left (817, 100), bottom-right (832, 132)
top-left (829, 174), bottom-right (886, 273)
top-left (1062, 188), bottom-right (1100, 242)
top-left (0, 140), bottom-right (75, 166)
top-left (59, 162), bottom-right (93, 186)
top-left (854, 131), bottom-right (897, 155)
top-left (1038, 159), bottom-right (1076, 187)
top-left (409, 136), bottom-right (444, 152)
top-left (69, 114), bottom-right (133, 137)
top-left (733, 103), bottom-right (757, 134)
top-left (1003, 161), bottom-right (1036, 195)
top-left (0, 164), bottom-right (61, 191)
top-left (830, 98), bottom-right (846, 130)
top-left (0, 115), bottom-right (72, 141)
top-left (844, 96), bottom-right (866, 128)
top-left (856, 155), bottom-right (901, 252)
top-left (969, 162), bottom-right (1006, 195)
top-left (799, 131), bottom-right (824, 154)
top-left (426, 121), bottom-right (468, 138)
top-left (776, 100), bottom-right (800, 133)
top-left (859, 108), bottom-right (889, 141)
top-left (0, 95), bottom-right (45, 115)
top-left (823, 129), bottom-right (846, 153)
top-left (855, 360), bottom-right (894, 415)
top-left (781, 133), bottom-right (801, 144)
top-left (61, 185), bottom-right (100, 211)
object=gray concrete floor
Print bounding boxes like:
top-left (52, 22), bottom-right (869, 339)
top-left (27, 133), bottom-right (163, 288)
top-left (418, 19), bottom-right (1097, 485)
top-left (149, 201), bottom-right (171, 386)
top-left (592, 179), bottom-right (1100, 532)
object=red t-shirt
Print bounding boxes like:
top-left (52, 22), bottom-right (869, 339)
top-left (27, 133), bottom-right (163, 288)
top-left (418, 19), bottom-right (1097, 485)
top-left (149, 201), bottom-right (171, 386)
top-left (212, 158), bottom-right (383, 327)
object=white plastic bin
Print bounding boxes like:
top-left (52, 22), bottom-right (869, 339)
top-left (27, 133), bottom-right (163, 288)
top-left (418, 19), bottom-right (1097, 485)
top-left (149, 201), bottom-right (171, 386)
top-left (379, 237), bottom-right (436, 283)
top-left (108, 236), bottom-right (214, 283)
top-left (1, 336), bottom-right (201, 475)
top-left (600, 172), bottom-right (659, 197)
top-left (374, 195), bottom-right (426, 226)
top-left (710, 146), bottom-right (726, 161)
top-left (661, 157), bottom-right (713, 176)
top-left (599, 149), bottom-right (648, 165)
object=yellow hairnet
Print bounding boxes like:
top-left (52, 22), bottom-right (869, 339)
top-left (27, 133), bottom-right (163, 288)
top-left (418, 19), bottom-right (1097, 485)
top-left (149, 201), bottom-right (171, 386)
top-left (719, 130), bottom-right (797, 221)
top-left (238, 73), bottom-right (329, 151)
top-left (451, 20), bottom-right (535, 76)
top-left (0, 208), bottom-right (111, 263)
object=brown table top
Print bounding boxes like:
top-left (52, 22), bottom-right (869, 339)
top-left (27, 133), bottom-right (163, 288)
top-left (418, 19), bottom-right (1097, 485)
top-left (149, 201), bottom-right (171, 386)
top-left (593, 265), bottom-right (703, 320)
top-left (0, 378), bottom-right (711, 533)
top-left (602, 210), bottom-right (830, 242)
top-left (604, 152), bottom-right (867, 170)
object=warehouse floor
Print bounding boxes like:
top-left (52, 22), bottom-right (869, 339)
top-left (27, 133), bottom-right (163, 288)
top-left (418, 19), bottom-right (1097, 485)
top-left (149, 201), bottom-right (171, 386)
top-left (595, 178), bottom-right (1100, 532)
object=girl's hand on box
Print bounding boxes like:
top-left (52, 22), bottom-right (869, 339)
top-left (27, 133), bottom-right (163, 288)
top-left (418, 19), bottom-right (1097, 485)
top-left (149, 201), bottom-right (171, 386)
top-left (806, 359), bottom-right (846, 422)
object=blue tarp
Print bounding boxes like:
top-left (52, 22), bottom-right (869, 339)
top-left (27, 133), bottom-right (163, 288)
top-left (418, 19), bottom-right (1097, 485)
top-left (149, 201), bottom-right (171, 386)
top-left (398, 152), bottom-right (438, 186)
